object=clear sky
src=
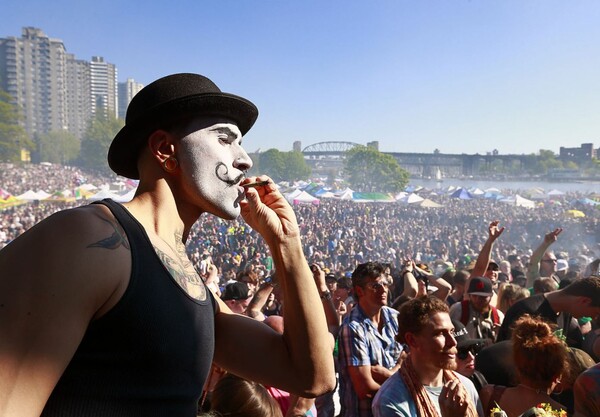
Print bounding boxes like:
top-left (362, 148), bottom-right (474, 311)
top-left (3, 1), bottom-right (600, 155)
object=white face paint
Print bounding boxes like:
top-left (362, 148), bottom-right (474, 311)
top-left (176, 118), bottom-right (252, 219)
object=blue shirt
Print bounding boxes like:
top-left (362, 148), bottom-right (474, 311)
top-left (338, 305), bottom-right (402, 417)
top-left (372, 370), bottom-right (484, 417)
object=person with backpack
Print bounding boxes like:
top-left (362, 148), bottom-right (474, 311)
top-left (449, 276), bottom-right (504, 345)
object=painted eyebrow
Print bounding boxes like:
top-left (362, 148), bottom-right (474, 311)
top-left (209, 126), bottom-right (241, 140)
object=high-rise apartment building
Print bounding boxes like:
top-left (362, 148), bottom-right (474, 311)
top-left (90, 56), bottom-right (118, 119)
top-left (0, 27), bottom-right (68, 138)
top-left (118, 78), bottom-right (144, 119)
top-left (0, 27), bottom-right (120, 143)
top-left (65, 54), bottom-right (91, 141)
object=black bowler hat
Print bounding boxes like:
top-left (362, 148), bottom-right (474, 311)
top-left (108, 73), bottom-right (259, 179)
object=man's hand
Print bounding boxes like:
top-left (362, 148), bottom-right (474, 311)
top-left (544, 228), bottom-right (563, 245)
top-left (439, 379), bottom-right (470, 417)
top-left (488, 220), bottom-right (505, 242)
top-left (336, 300), bottom-right (347, 317)
top-left (240, 175), bottom-right (300, 245)
top-left (310, 264), bottom-right (327, 292)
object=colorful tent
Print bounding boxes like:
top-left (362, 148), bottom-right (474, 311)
top-left (334, 188), bottom-right (354, 200)
top-left (352, 192), bottom-right (395, 202)
top-left (450, 188), bottom-right (473, 200)
top-left (571, 198), bottom-right (600, 206)
top-left (0, 195), bottom-right (25, 209)
top-left (284, 189), bottom-right (302, 203)
top-left (0, 188), bottom-right (12, 199)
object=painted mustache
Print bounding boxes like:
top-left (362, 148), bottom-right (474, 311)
top-left (215, 163), bottom-right (245, 187)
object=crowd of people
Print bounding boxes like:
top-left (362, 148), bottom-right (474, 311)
top-left (2, 161), bottom-right (599, 277)
top-left (2, 160), bottom-right (600, 417)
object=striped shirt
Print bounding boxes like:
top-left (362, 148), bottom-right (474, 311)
top-left (338, 305), bottom-right (402, 417)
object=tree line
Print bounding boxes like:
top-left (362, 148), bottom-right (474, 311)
top-left (2, 87), bottom-right (599, 192)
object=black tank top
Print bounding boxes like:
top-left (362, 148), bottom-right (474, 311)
top-left (42, 199), bottom-right (215, 417)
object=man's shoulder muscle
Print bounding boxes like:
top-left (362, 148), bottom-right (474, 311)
top-left (0, 204), bottom-right (132, 416)
top-left (0, 204), bottom-right (131, 317)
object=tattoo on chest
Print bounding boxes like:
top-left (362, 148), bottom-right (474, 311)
top-left (153, 235), bottom-right (207, 301)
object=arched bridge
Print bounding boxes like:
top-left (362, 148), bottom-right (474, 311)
top-left (302, 141), bottom-right (361, 155)
top-left (300, 141), bottom-right (537, 177)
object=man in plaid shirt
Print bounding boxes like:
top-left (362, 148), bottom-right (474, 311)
top-left (338, 262), bottom-right (403, 417)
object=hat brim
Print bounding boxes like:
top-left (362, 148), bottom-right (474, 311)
top-left (108, 92), bottom-right (258, 179)
top-left (457, 338), bottom-right (487, 349)
top-left (469, 291), bottom-right (493, 297)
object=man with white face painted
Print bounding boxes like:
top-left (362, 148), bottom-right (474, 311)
top-left (0, 73), bottom-right (335, 417)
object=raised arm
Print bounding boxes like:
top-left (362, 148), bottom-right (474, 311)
top-left (0, 205), bottom-right (128, 417)
top-left (413, 264), bottom-right (452, 302)
top-left (246, 280), bottom-right (274, 321)
top-left (213, 176), bottom-right (335, 397)
top-left (399, 260), bottom-right (419, 299)
top-left (471, 220), bottom-right (504, 278)
top-left (310, 264), bottom-right (342, 336)
top-left (526, 228), bottom-right (562, 287)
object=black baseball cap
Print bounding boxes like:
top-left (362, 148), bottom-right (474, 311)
top-left (221, 282), bottom-right (251, 301)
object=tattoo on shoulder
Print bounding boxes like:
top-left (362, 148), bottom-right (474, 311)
top-left (87, 215), bottom-right (131, 250)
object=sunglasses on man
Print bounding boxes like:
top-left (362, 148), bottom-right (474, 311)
top-left (456, 343), bottom-right (484, 360)
top-left (365, 281), bottom-right (388, 291)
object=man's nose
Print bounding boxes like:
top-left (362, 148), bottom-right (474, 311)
top-left (233, 148), bottom-right (253, 171)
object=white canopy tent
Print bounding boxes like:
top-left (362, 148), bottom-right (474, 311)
top-left (499, 194), bottom-right (535, 209)
top-left (291, 190), bottom-right (320, 205)
top-left (335, 188), bottom-right (354, 200)
top-left (16, 190), bottom-right (50, 201)
top-left (88, 189), bottom-right (122, 201)
top-left (398, 193), bottom-right (425, 205)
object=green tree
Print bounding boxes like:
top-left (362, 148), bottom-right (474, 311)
top-left (563, 160), bottom-right (579, 170)
top-left (37, 130), bottom-right (80, 164)
top-left (0, 89), bottom-right (32, 161)
top-left (257, 149), bottom-right (286, 181)
top-left (79, 112), bottom-right (123, 172)
top-left (283, 151), bottom-right (311, 181)
top-left (532, 149), bottom-right (563, 174)
top-left (256, 149), bottom-right (312, 182)
top-left (343, 145), bottom-right (409, 192)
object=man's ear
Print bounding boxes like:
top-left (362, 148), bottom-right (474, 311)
top-left (404, 332), bottom-right (418, 350)
top-left (354, 285), bottom-right (365, 299)
top-left (148, 129), bottom-right (176, 165)
top-left (578, 296), bottom-right (592, 307)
